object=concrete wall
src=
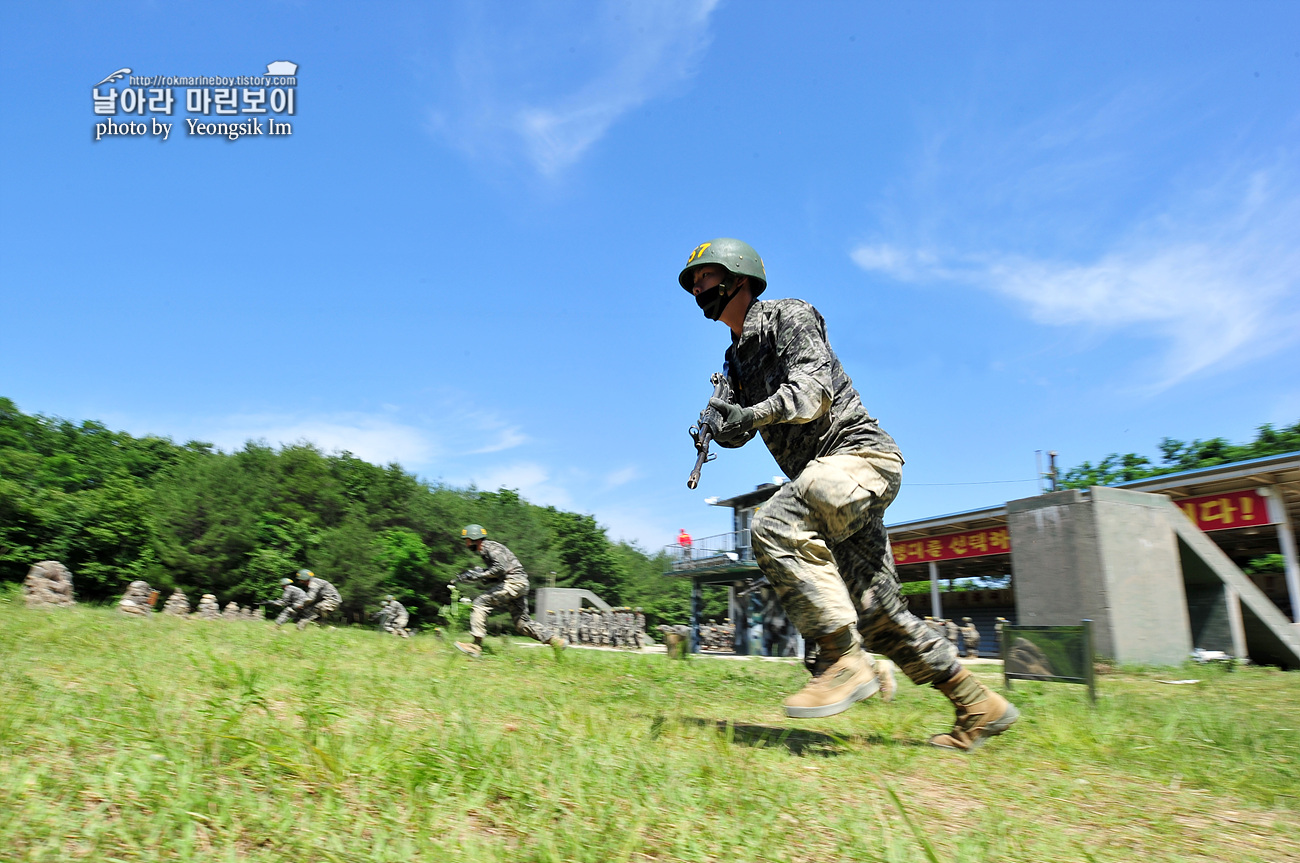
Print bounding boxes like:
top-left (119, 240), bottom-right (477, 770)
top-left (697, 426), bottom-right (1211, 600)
top-left (1089, 486), bottom-right (1195, 665)
top-left (1005, 490), bottom-right (1114, 652)
top-left (1006, 487), bottom-right (1193, 665)
top-left (533, 588), bottom-right (611, 617)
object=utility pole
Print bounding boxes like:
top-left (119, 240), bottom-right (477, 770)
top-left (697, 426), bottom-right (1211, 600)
top-left (1038, 450), bottom-right (1059, 493)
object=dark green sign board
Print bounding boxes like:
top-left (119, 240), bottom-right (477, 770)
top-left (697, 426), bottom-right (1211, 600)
top-left (1002, 620), bottom-right (1095, 702)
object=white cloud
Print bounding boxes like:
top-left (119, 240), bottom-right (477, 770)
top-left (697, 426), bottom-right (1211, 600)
top-left (210, 413), bottom-right (438, 466)
top-left (602, 464), bottom-right (642, 489)
top-left (462, 461), bottom-right (574, 509)
top-left (468, 426), bottom-right (528, 454)
top-left (852, 168), bottom-right (1300, 387)
top-left (429, 0), bottom-right (719, 176)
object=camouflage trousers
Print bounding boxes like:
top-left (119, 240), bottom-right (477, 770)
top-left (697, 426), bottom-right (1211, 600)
top-left (274, 606), bottom-right (296, 626)
top-left (385, 610), bottom-right (410, 637)
top-left (296, 598), bottom-right (340, 629)
top-left (751, 451), bottom-right (960, 686)
top-left (469, 577), bottom-right (548, 642)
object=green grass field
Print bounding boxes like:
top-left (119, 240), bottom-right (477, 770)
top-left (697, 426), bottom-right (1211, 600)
top-left (3, 596), bottom-right (1299, 862)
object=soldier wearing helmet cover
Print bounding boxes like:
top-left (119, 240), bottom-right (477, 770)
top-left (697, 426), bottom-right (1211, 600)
top-left (679, 237), bottom-right (1018, 751)
top-left (453, 524), bottom-right (564, 657)
top-left (381, 594), bottom-right (411, 638)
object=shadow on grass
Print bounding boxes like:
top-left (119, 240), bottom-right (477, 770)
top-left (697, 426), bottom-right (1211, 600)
top-left (660, 715), bottom-right (923, 756)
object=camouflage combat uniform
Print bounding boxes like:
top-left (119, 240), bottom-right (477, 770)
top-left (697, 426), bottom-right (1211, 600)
top-left (726, 298), bottom-right (961, 686)
top-left (959, 620), bottom-right (981, 658)
top-left (294, 576), bottom-right (341, 629)
top-left (384, 599), bottom-right (411, 637)
top-left (271, 583), bottom-right (307, 626)
top-left (468, 540), bottom-right (548, 643)
top-left (943, 619), bottom-right (959, 646)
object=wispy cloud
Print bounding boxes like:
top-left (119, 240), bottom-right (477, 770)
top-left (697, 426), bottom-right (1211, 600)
top-left (602, 465), bottom-right (642, 489)
top-left (461, 461), bottom-right (574, 509)
top-left (209, 412), bottom-right (438, 466)
top-left (853, 167), bottom-right (1300, 387)
top-left (428, 0), bottom-right (719, 176)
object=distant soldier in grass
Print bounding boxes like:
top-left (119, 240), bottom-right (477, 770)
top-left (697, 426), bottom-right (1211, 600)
top-left (453, 524), bottom-right (564, 657)
top-left (381, 595), bottom-right (410, 638)
top-left (960, 617), bottom-right (981, 658)
top-left (292, 569), bottom-right (341, 630)
top-left (943, 617), bottom-right (959, 646)
top-left (679, 237), bottom-right (1018, 751)
top-left (269, 577), bottom-right (307, 626)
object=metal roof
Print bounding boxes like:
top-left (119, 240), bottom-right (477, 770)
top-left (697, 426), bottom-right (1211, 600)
top-left (710, 451), bottom-right (1300, 540)
top-left (881, 450), bottom-right (1300, 538)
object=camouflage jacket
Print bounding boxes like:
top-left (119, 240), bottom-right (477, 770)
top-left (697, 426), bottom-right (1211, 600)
top-left (273, 584), bottom-right (307, 608)
top-left (299, 576), bottom-right (340, 606)
top-left (721, 298), bottom-right (899, 479)
top-left (477, 540), bottom-right (527, 582)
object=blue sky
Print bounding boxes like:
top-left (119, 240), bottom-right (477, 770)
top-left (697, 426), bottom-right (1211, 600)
top-left (2, 1), bottom-right (1297, 551)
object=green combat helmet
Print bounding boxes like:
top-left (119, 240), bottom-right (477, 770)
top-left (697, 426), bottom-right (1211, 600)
top-left (461, 524), bottom-right (487, 541)
top-left (384, 595), bottom-right (395, 603)
top-left (280, 578), bottom-right (293, 586)
top-left (678, 238), bottom-right (767, 321)
top-left (296, 569), bottom-right (314, 581)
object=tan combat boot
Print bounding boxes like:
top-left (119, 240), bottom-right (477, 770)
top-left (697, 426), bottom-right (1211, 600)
top-left (929, 667), bottom-right (1019, 751)
top-left (454, 638), bottom-right (483, 658)
top-left (549, 635), bottom-right (567, 650)
top-left (784, 627), bottom-right (880, 718)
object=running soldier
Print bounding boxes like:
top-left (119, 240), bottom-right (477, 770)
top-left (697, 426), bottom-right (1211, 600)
top-left (943, 617), bottom-right (959, 646)
top-left (292, 569), bottom-right (341, 630)
top-left (269, 577), bottom-right (307, 626)
top-left (453, 524), bottom-right (563, 657)
top-left (679, 238), bottom-right (1017, 751)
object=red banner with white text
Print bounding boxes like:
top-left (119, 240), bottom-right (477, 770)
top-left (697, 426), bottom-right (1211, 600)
top-left (892, 526), bottom-right (1011, 565)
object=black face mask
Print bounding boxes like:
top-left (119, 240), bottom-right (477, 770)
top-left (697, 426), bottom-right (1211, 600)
top-left (695, 275), bottom-right (736, 321)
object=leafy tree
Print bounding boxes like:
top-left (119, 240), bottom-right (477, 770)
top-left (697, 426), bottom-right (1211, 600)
top-left (0, 398), bottom-right (702, 625)
top-left (1062, 420), bottom-right (1300, 489)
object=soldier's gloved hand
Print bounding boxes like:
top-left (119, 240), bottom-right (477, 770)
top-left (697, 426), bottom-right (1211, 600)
top-left (709, 398), bottom-right (755, 444)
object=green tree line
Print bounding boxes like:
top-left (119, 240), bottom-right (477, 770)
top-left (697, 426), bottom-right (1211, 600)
top-left (1060, 420), bottom-right (1300, 489)
top-left (0, 397), bottom-right (696, 628)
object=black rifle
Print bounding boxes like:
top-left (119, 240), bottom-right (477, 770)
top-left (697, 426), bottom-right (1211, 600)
top-left (687, 372), bottom-right (734, 489)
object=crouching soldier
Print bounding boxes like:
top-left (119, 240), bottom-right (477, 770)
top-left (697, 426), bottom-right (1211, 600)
top-left (269, 577), bottom-right (307, 626)
top-left (292, 569), bottom-right (341, 630)
top-left (382, 595), bottom-right (411, 638)
top-left (453, 524), bottom-right (563, 657)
